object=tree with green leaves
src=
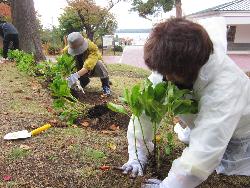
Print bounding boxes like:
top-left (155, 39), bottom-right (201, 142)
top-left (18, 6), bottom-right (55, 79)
top-left (130, 0), bottom-right (182, 20)
top-left (59, 0), bottom-right (118, 42)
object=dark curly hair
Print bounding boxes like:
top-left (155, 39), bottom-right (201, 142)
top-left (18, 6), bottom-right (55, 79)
top-left (144, 17), bottom-right (213, 85)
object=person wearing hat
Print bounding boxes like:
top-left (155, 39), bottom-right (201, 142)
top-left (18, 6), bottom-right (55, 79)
top-left (64, 32), bottom-right (111, 95)
top-left (0, 20), bottom-right (19, 59)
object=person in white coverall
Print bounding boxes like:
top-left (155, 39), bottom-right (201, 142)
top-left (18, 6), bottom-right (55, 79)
top-left (119, 17), bottom-right (250, 188)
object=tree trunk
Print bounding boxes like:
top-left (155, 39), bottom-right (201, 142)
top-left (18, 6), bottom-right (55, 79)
top-left (86, 30), bottom-right (94, 41)
top-left (175, 0), bottom-right (182, 18)
top-left (10, 0), bottom-right (45, 61)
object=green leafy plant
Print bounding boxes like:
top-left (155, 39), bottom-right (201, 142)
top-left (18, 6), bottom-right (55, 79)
top-left (108, 79), bottom-right (198, 170)
top-left (35, 60), bottom-right (57, 79)
top-left (36, 54), bottom-right (75, 80)
top-left (7, 50), bottom-right (86, 125)
top-left (114, 45), bottom-right (123, 52)
top-left (55, 54), bottom-right (76, 77)
top-left (7, 50), bottom-right (36, 75)
top-left (0, 48), bottom-right (3, 57)
top-left (49, 75), bottom-right (85, 125)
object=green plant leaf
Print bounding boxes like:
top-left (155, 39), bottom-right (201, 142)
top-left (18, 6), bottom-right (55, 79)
top-left (107, 102), bottom-right (128, 115)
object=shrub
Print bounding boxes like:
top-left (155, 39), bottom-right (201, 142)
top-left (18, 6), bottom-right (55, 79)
top-left (47, 44), bottom-right (61, 55)
top-left (7, 50), bottom-right (86, 125)
top-left (0, 48), bottom-right (3, 57)
top-left (114, 45), bottom-right (123, 52)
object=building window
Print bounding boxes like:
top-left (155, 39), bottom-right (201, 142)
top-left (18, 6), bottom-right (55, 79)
top-left (227, 25), bottom-right (236, 42)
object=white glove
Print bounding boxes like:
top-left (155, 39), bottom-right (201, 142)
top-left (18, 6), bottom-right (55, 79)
top-left (120, 159), bottom-right (146, 178)
top-left (67, 72), bottom-right (80, 88)
top-left (174, 123), bottom-right (190, 144)
top-left (142, 179), bottom-right (162, 188)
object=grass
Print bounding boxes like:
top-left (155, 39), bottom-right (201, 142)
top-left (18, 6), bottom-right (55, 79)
top-left (102, 49), bottom-right (123, 56)
top-left (1, 61), bottom-right (250, 187)
top-left (0, 63), bottom-right (52, 116)
top-left (47, 155), bottom-right (58, 162)
top-left (0, 181), bottom-right (20, 188)
top-left (7, 147), bottom-right (31, 161)
top-left (88, 63), bottom-right (150, 96)
top-left (107, 63), bottom-right (150, 78)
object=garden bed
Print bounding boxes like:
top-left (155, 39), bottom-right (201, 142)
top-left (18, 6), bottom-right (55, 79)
top-left (1, 61), bottom-right (250, 187)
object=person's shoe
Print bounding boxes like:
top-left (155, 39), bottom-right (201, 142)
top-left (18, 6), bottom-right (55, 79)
top-left (102, 86), bottom-right (111, 96)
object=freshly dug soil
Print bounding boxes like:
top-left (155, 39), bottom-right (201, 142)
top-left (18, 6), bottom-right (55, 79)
top-left (76, 103), bottom-right (130, 131)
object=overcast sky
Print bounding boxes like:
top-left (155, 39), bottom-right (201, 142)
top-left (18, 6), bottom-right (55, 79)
top-left (34, 0), bottom-right (232, 29)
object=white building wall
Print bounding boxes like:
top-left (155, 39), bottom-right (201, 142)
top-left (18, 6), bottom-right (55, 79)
top-left (235, 25), bottom-right (250, 43)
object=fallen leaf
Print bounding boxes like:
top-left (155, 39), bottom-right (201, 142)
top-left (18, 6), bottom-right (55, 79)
top-left (109, 124), bottom-right (119, 131)
top-left (48, 119), bottom-right (58, 125)
top-left (101, 130), bottom-right (114, 135)
top-left (20, 144), bottom-right (31, 150)
top-left (3, 175), bottom-right (11, 181)
top-left (14, 89), bottom-right (24, 93)
top-left (72, 124), bottom-right (78, 128)
top-left (24, 96), bottom-right (32, 100)
top-left (99, 165), bottom-right (111, 171)
top-left (108, 143), bottom-right (117, 150)
top-left (30, 124), bottom-right (37, 129)
top-left (81, 121), bottom-right (90, 127)
top-left (47, 107), bottom-right (53, 113)
top-left (31, 81), bottom-right (41, 90)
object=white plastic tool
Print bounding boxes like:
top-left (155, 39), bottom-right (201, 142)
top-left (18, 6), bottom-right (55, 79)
top-left (4, 124), bottom-right (51, 140)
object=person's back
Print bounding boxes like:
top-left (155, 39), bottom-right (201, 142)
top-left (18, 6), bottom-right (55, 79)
top-left (0, 21), bottom-right (19, 58)
top-left (1, 23), bottom-right (18, 37)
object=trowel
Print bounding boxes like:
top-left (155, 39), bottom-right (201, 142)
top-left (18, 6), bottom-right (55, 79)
top-left (3, 123), bottom-right (51, 140)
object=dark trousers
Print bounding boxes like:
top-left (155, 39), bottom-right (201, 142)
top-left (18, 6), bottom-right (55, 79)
top-left (3, 34), bottom-right (19, 58)
top-left (78, 61), bottom-right (110, 88)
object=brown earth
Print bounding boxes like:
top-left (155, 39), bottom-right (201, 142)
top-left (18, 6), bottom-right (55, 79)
top-left (0, 62), bottom-right (250, 187)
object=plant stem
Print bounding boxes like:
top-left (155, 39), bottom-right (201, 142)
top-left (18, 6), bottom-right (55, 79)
top-left (132, 116), bottom-right (144, 171)
top-left (153, 122), bottom-right (157, 172)
top-left (138, 118), bottom-right (151, 156)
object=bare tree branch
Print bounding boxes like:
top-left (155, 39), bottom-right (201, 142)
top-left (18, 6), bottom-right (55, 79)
top-left (107, 0), bottom-right (123, 11)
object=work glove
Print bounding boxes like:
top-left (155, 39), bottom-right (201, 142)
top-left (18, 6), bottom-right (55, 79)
top-left (67, 72), bottom-right (80, 88)
top-left (120, 159), bottom-right (146, 178)
top-left (174, 123), bottom-right (190, 144)
top-left (141, 179), bottom-right (162, 188)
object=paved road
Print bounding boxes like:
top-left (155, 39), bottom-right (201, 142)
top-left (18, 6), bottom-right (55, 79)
top-left (119, 46), bottom-right (250, 72)
top-left (229, 54), bottom-right (250, 72)
top-left (120, 46), bottom-right (147, 69)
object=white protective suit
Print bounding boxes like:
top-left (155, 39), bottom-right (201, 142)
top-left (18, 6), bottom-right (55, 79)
top-left (126, 17), bottom-right (250, 188)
